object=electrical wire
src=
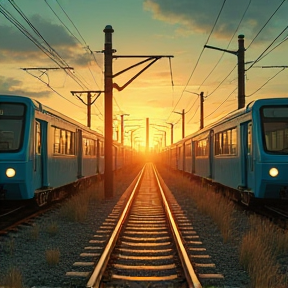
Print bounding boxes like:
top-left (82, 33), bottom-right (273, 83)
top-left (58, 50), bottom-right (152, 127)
top-left (165, 0), bottom-right (227, 124)
top-left (246, 67), bottom-right (286, 97)
top-left (246, 24), bottom-right (288, 71)
top-left (246, 0), bottom-right (287, 49)
top-left (198, 0), bottom-right (252, 91)
top-left (205, 87), bottom-right (237, 119)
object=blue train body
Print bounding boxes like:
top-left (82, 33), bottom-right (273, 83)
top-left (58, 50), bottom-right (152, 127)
top-left (161, 98), bottom-right (288, 204)
top-left (0, 95), bottom-right (128, 205)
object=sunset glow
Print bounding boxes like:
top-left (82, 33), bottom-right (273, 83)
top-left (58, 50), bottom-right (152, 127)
top-left (1, 0), bottom-right (288, 149)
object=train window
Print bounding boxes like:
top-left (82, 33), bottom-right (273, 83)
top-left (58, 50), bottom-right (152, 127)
top-left (248, 124), bottom-right (252, 154)
top-left (54, 127), bottom-right (75, 155)
top-left (60, 130), bottom-right (66, 154)
top-left (185, 142), bottom-right (192, 157)
top-left (195, 138), bottom-right (208, 157)
top-left (100, 141), bottom-right (104, 156)
top-left (54, 128), bottom-right (60, 153)
top-left (215, 127), bottom-right (237, 156)
top-left (66, 131), bottom-right (75, 155)
top-left (35, 122), bottom-right (41, 154)
top-left (0, 103), bottom-right (25, 152)
top-left (83, 137), bottom-right (96, 156)
top-left (261, 106), bottom-right (288, 153)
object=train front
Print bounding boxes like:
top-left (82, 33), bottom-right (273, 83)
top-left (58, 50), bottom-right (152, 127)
top-left (0, 96), bottom-right (34, 200)
top-left (254, 99), bottom-right (288, 200)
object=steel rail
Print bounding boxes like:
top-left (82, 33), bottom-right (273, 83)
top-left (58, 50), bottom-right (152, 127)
top-left (86, 164), bottom-right (146, 288)
top-left (152, 163), bottom-right (202, 288)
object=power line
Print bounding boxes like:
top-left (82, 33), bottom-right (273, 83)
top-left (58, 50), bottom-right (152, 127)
top-left (165, 0), bottom-right (228, 124)
top-left (198, 0), bottom-right (252, 91)
top-left (246, 0), bottom-right (287, 49)
top-left (1, 1), bottom-right (90, 90)
top-left (246, 24), bottom-right (288, 71)
top-left (246, 67), bottom-right (286, 97)
top-left (205, 87), bottom-right (237, 119)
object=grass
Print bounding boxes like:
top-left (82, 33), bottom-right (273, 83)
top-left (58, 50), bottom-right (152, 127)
top-left (239, 216), bottom-right (288, 287)
top-left (29, 224), bottom-right (40, 240)
top-left (0, 267), bottom-right (23, 288)
top-left (3, 238), bottom-right (15, 255)
top-left (45, 248), bottom-right (60, 266)
top-left (59, 164), bottom-right (142, 222)
top-left (46, 221), bottom-right (59, 236)
top-left (157, 164), bottom-right (288, 288)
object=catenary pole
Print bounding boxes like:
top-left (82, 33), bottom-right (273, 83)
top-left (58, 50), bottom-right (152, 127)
top-left (103, 25), bottom-right (114, 199)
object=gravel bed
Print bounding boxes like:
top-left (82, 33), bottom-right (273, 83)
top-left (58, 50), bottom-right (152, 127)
top-left (0, 163), bottom-right (280, 288)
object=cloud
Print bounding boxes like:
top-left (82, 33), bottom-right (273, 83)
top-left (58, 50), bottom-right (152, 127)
top-left (0, 14), bottom-right (91, 66)
top-left (0, 76), bottom-right (52, 98)
top-left (143, 0), bottom-right (287, 41)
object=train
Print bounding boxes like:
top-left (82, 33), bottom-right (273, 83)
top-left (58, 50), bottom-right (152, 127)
top-left (0, 95), bottom-right (134, 206)
top-left (160, 97), bottom-right (288, 205)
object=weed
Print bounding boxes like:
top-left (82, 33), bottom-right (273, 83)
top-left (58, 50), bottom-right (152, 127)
top-left (3, 238), bottom-right (15, 255)
top-left (45, 248), bottom-right (60, 266)
top-left (29, 224), bottom-right (40, 240)
top-left (1, 267), bottom-right (23, 288)
top-left (46, 221), bottom-right (58, 236)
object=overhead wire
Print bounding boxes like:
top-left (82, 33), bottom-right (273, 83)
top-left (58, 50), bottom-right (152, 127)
top-left (165, 0), bottom-right (228, 124)
top-left (198, 0), bottom-right (252, 91)
top-left (246, 24), bottom-right (288, 71)
top-left (1, 1), bottom-right (90, 90)
top-left (246, 0), bottom-right (287, 49)
top-left (246, 67), bottom-right (286, 97)
top-left (44, 0), bottom-right (103, 89)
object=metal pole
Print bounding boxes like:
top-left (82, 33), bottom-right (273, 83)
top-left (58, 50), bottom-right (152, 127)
top-left (121, 115), bottom-right (124, 145)
top-left (146, 118), bottom-right (149, 154)
top-left (200, 92), bottom-right (204, 129)
top-left (87, 92), bottom-right (91, 128)
top-left (238, 35), bottom-right (245, 109)
top-left (182, 109), bottom-right (185, 138)
top-left (103, 25), bottom-right (114, 199)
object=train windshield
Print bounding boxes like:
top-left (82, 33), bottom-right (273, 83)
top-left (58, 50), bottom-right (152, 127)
top-left (0, 103), bottom-right (25, 152)
top-left (261, 106), bottom-right (288, 154)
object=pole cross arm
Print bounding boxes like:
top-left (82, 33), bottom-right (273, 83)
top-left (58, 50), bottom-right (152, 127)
top-left (70, 91), bottom-right (103, 105)
top-left (204, 44), bottom-right (238, 55)
top-left (112, 55), bottom-right (173, 91)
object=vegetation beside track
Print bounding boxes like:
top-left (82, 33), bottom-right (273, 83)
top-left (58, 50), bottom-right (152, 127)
top-left (157, 163), bottom-right (288, 288)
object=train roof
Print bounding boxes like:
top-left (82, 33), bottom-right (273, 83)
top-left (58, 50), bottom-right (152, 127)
top-left (175, 97), bottom-right (288, 144)
top-left (0, 94), bottom-right (106, 139)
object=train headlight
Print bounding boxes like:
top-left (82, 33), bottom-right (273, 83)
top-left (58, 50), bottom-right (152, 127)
top-left (6, 168), bottom-right (16, 178)
top-left (269, 168), bottom-right (279, 178)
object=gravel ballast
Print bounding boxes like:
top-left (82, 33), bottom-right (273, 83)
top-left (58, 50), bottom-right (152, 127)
top-left (0, 164), bottom-right (278, 288)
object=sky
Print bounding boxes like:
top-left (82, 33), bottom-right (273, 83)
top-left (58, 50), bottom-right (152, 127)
top-left (1, 0), bottom-right (288, 149)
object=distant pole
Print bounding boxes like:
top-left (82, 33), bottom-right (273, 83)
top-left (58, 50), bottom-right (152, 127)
top-left (167, 123), bottom-right (174, 145)
top-left (70, 90), bottom-right (102, 128)
top-left (87, 92), bottom-right (91, 128)
top-left (120, 114), bottom-right (129, 145)
top-left (173, 110), bottom-right (185, 138)
top-left (238, 35), bottom-right (245, 109)
top-left (200, 92), bottom-right (204, 129)
top-left (146, 118), bottom-right (149, 154)
top-left (182, 109), bottom-right (185, 138)
top-left (104, 25), bottom-right (114, 199)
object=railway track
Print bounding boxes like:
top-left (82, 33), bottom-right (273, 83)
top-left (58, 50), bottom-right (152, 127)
top-left (66, 163), bottom-right (224, 287)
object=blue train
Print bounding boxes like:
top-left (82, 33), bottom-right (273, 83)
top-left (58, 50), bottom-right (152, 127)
top-left (160, 98), bottom-right (288, 205)
top-left (0, 95), bottom-right (132, 206)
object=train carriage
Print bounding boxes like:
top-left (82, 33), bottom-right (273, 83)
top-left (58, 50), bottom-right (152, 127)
top-left (166, 98), bottom-right (288, 205)
top-left (0, 95), bottom-right (125, 206)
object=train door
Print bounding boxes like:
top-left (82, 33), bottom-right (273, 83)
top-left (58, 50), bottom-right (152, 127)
top-left (246, 122), bottom-right (254, 190)
top-left (77, 129), bottom-right (83, 178)
top-left (33, 121), bottom-right (42, 189)
top-left (241, 122), bottom-right (254, 191)
top-left (209, 130), bottom-right (214, 179)
top-left (192, 140), bottom-right (196, 174)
